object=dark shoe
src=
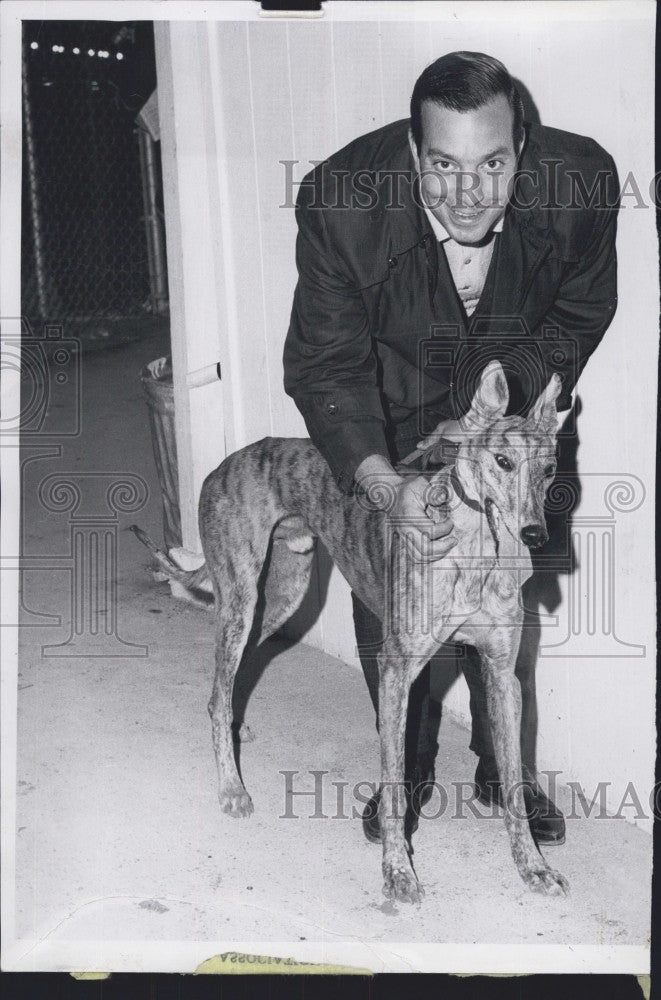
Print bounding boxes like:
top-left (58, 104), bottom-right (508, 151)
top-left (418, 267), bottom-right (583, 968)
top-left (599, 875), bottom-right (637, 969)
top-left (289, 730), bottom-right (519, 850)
top-left (362, 764), bottom-right (435, 844)
top-left (474, 757), bottom-right (566, 846)
top-left (361, 790), bottom-right (383, 845)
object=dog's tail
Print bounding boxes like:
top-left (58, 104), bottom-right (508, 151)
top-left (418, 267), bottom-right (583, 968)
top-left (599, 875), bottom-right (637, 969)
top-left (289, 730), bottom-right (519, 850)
top-left (129, 524), bottom-right (214, 608)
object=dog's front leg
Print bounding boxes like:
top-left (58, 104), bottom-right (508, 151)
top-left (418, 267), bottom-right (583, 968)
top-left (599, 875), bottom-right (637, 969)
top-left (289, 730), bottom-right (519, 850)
top-left (481, 626), bottom-right (569, 896)
top-left (377, 647), bottom-right (424, 904)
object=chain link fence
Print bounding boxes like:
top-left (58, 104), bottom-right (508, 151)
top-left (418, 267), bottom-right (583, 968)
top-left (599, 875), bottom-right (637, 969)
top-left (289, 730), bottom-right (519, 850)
top-left (21, 21), bottom-right (168, 337)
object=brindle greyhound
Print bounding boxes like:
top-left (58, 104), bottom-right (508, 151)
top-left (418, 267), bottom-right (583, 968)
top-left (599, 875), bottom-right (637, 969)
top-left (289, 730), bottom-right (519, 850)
top-left (131, 360), bottom-right (569, 904)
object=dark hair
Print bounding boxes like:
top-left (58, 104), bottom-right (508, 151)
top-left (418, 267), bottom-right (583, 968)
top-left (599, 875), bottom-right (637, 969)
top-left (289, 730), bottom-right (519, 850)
top-left (410, 51), bottom-right (525, 154)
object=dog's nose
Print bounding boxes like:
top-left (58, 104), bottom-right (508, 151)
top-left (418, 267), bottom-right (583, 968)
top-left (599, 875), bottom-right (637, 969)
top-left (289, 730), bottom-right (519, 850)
top-left (520, 524), bottom-right (547, 549)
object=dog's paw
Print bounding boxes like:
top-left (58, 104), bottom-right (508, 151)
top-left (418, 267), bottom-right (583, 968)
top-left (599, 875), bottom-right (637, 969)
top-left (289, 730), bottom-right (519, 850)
top-left (382, 864), bottom-right (425, 905)
top-left (523, 866), bottom-right (569, 897)
top-left (219, 785), bottom-right (254, 818)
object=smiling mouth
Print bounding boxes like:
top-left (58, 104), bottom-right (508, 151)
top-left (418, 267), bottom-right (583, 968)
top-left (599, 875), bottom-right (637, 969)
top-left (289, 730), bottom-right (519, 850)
top-left (449, 207), bottom-right (487, 224)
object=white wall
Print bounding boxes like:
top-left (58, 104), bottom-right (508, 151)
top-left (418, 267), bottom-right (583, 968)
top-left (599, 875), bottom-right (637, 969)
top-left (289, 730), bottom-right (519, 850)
top-left (155, 3), bottom-right (657, 824)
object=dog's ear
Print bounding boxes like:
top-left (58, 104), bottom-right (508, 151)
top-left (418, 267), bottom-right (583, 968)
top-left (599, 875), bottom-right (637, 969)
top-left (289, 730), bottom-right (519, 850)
top-left (529, 372), bottom-right (563, 432)
top-left (462, 361), bottom-right (509, 430)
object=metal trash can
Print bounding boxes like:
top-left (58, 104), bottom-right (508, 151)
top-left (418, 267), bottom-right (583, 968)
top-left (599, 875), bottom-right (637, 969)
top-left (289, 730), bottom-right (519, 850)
top-left (140, 356), bottom-right (182, 551)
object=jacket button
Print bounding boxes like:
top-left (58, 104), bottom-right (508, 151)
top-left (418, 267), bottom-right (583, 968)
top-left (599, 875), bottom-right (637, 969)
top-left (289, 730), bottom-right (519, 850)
top-left (327, 403), bottom-right (338, 415)
top-left (388, 256), bottom-right (398, 269)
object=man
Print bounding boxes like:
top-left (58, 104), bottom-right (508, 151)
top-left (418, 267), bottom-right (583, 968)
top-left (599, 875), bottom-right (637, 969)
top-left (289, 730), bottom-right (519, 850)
top-left (283, 51), bottom-right (619, 845)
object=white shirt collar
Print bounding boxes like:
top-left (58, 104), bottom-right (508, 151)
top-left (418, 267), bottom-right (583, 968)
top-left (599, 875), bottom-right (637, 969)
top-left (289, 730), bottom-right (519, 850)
top-left (423, 205), bottom-right (505, 243)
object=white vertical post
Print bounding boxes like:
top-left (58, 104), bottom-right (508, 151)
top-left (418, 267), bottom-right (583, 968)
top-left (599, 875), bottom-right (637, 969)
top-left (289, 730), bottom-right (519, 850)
top-left (154, 22), bottom-right (228, 556)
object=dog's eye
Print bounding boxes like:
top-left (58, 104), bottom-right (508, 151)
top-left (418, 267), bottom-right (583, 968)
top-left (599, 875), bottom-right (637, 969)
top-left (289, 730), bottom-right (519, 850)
top-left (494, 454), bottom-right (513, 471)
top-left (544, 464), bottom-right (556, 477)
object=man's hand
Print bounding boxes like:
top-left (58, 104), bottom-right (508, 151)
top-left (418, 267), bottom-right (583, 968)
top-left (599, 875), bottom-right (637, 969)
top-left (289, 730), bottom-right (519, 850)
top-left (390, 475), bottom-right (456, 561)
top-left (415, 416), bottom-right (464, 451)
top-left (355, 455), bottom-right (456, 561)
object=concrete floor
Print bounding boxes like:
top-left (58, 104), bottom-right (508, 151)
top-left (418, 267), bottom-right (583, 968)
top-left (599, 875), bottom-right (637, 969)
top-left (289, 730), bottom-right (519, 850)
top-left (10, 329), bottom-right (652, 972)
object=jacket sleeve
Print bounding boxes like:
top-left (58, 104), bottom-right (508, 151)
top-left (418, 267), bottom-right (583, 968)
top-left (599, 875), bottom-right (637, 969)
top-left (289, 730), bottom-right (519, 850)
top-left (283, 178), bottom-right (390, 492)
top-left (504, 157), bottom-right (619, 415)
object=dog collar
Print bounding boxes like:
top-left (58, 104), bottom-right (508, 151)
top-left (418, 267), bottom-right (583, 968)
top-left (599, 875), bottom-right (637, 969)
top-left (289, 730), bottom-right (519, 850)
top-left (449, 466), bottom-right (484, 515)
top-left (449, 466), bottom-right (502, 560)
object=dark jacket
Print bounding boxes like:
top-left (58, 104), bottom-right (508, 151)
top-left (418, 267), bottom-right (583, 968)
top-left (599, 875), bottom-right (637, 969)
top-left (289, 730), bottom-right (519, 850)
top-left (283, 119), bottom-right (619, 491)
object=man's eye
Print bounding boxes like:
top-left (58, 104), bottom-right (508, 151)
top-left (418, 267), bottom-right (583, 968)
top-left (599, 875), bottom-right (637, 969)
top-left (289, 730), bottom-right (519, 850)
top-left (433, 160), bottom-right (453, 171)
top-left (485, 159), bottom-right (503, 170)
top-left (495, 454), bottom-right (513, 471)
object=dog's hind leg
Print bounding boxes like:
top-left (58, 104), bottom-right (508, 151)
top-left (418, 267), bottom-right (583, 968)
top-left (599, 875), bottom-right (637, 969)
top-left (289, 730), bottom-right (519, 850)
top-left (207, 575), bottom-right (260, 818)
top-left (258, 538), bottom-right (315, 643)
top-left (478, 626), bottom-right (569, 896)
top-left (204, 519), bottom-right (273, 819)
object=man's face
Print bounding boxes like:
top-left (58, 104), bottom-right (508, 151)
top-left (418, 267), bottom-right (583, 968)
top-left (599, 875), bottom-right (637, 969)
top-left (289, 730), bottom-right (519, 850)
top-left (410, 94), bottom-right (521, 245)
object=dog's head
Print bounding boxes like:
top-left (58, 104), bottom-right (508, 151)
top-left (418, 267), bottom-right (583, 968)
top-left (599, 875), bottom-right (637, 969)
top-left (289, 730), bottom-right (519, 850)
top-left (453, 361), bottom-right (562, 550)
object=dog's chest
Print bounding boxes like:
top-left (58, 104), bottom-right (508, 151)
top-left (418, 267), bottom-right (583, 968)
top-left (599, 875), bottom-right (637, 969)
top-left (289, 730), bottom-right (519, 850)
top-left (442, 521), bottom-right (532, 630)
